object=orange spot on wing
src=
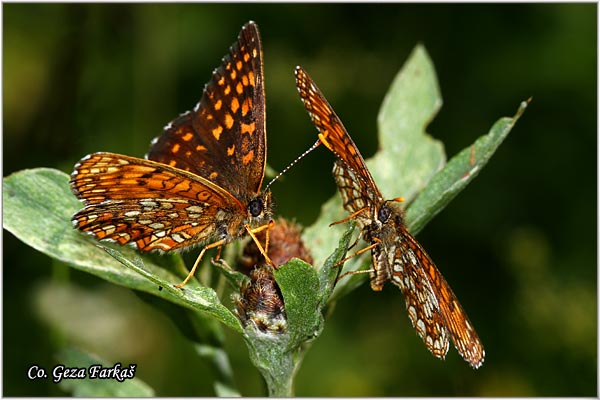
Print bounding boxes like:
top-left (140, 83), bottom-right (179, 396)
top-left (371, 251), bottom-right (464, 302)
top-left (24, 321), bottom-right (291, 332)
top-left (242, 97), bottom-right (252, 116)
top-left (212, 125), bottom-right (223, 140)
top-left (242, 150), bottom-right (255, 165)
top-left (227, 144), bottom-right (235, 156)
top-left (224, 113), bottom-right (234, 129)
top-left (241, 122), bottom-right (255, 135)
top-left (231, 97), bottom-right (240, 113)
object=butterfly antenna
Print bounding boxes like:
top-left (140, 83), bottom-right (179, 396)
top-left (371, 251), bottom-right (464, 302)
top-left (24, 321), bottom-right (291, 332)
top-left (265, 139), bottom-right (321, 190)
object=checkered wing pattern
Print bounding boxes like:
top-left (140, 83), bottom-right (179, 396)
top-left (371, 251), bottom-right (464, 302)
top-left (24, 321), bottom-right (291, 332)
top-left (370, 212), bottom-right (484, 368)
top-left (148, 22), bottom-right (266, 201)
top-left (71, 153), bottom-right (239, 251)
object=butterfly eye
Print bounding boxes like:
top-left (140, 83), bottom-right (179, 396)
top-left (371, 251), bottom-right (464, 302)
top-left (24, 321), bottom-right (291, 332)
top-left (378, 205), bottom-right (391, 222)
top-left (248, 198), bottom-right (263, 217)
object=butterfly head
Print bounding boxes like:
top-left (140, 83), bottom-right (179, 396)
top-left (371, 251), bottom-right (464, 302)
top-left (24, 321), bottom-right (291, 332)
top-left (246, 190), bottom-right (274, 229)
top-left (372, 199), bottom-right (404, 231)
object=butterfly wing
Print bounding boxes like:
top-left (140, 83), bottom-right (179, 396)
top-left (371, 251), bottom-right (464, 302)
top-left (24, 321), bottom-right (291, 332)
top-left (331, 159), bottom-right (380, 228)
top-left (394, 224), bottom-right (485, 368)
top-left (295, 66), bottom-right (382, 202)
top-left (147, 21), bottom-right (267, 200)
top-left (71, 152), bottom-right (244, 252)
top-left (370, 223), bottom-right (451, 360)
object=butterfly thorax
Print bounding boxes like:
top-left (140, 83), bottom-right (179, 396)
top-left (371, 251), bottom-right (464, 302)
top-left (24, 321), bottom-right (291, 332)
top-left (365, 201), bottom-right (405, 291)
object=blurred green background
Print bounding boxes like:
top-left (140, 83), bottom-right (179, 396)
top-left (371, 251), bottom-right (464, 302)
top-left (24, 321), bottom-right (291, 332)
top-left (3, 3), bottom-right (596, 396)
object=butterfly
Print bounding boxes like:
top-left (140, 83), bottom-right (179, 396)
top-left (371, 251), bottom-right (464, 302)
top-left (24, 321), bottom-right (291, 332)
top-left (295, 66), bottom-right (485, 368)
top-left (70, 21), bottom-right (275, 288)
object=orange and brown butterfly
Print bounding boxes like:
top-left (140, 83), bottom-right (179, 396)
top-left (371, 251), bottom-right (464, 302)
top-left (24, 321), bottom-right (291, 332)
top-left (294, 66), bottom-right (485, 369)
top-left (70, 21), bottom-right (275, 288)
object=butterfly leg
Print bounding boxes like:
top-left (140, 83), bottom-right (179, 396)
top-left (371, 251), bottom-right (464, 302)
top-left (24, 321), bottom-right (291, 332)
top-left (213, 244), bottom-right (224, 262)
top-left (245, 221), bottom-right (275, 267)
top-left (264, 222), bottom-right (271, 254)
top-left (346, 229), bottom-right (364, 252)
top-left (175, 239), bottom-right (227, 288)
top-left (334, 240), bottom-right (379, 268)
top-left (335, 239), bottom-right (383, 282)
top-left (336, 267), bottom-right (375, 283)
top-left (329, 206), bottom-right (369, 227)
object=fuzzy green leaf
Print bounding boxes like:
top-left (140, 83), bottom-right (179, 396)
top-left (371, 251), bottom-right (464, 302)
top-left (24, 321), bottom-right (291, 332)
top-left (103, 246), bottom-right (242, 332)
top-left (55, 347), bottom-right (154, 397)
top-left (274, 259), bottom-right (323, 344)
top-left (2, 168), bottom-right (242, 333)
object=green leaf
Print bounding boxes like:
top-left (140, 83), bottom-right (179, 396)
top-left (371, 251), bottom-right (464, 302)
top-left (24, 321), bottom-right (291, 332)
top-left (55, 347), bottom-right (154, 397)
top-left (301, 194), bottom-right (350, 273)
top-left (194, 343), bottom-right (241, 397)
top-left (317, 221), bottom-right (356, 304)
top-left (103, 246), bottom-right (242, 332)
top-left (2, 168), bottom-right (242, 333)
top-left (372, 44), bottom-right (446, 203)
top-left (275, 259), bottom-right (323, 344)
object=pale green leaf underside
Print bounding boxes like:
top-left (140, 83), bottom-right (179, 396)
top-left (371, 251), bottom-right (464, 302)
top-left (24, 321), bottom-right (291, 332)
top-left (372, 44), bottom-right (446, 203)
